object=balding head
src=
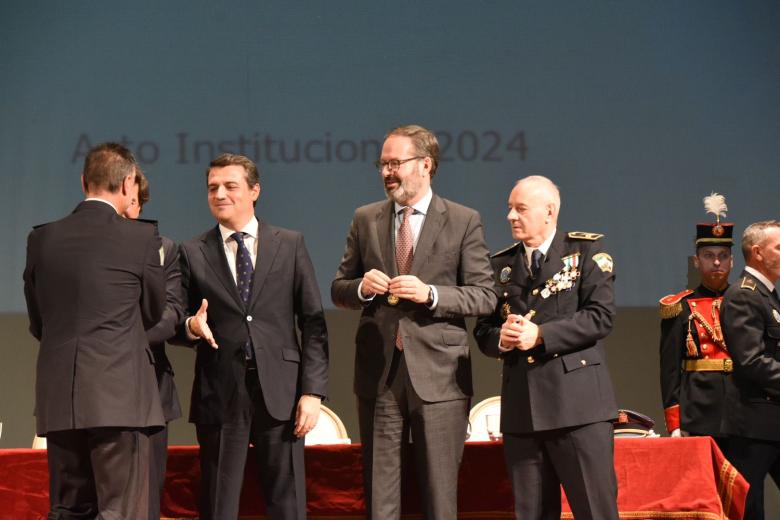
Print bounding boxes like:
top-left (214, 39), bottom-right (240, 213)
top-left (507, 175), bottom-right (561, 247)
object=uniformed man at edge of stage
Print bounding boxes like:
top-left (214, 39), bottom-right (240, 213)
top-left (659, 193), bottom-right (734, 450)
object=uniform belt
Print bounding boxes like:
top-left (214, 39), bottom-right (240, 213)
top-left (683, 358), bottom-right (733, 372)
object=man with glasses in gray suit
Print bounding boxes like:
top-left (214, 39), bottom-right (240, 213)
top-left (332, 124), bottom-right (496, 520)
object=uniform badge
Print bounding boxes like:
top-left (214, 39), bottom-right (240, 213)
top-left (387, 294), bottom-right (399, 305)
top-left (499, 266), bottom-right (512, 284)
top-left (740, 277), bottom-right (757, 291)
top-left (501, 302), bottom-right (511, 320)
top-left (592, 252), bottom-right (613, 273)
top-left (773, 309), bottom-right (780, 323)
top-left (159, 246), bottom-right (165, 266)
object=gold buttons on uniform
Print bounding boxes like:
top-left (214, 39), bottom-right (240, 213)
top-left (527, 356), bottom-right (535, 364)
top-left (581, 359), bottom-right (587, 366)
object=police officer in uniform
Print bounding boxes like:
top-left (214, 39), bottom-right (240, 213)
top-left (474, 175), bottom-right (619, 520)
top-left (720, 220), bottom-right (780, 520)
top-left (659, 193), bottom-right (734, 447)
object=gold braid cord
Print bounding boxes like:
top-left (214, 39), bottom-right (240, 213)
top-left (711, 299), bottom-right (726, 351)
top-left (690, 310), bottom-right (727, 351)
top-left (686, 316), bottom-right (699, 357)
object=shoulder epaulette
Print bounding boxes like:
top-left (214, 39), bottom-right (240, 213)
top-left (568, 231), bottom-right (604, 241)
top-left (658, 289), bottom-right (694, 319)
top-left (740, 277), bottom-right (757, 291)
top-left (491, 242), bottom-right (521, 258)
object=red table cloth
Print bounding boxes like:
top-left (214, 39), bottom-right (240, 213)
top-left (0, 437), bottom-right (746, 519)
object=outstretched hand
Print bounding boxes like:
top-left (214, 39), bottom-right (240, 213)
top-left (189, 298), bottom-right (218, 349)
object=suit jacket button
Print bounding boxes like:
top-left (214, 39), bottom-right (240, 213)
top-left (580, 359), bottom-right (587, 366)
top-left (527, 356), bottom-right (535, 364)
top-left (246, 315), bottom-right (253, 322)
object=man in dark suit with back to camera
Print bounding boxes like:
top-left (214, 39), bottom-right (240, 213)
top-left (474, 175), bottom-right (619, 520)
top-left (720, 220), bottom-right (780, 520)
top-left (23, 143), bottom-right (166, 519)
top-left (176, 153), bottom-right (328, 520)
top-left (332, 124), bottom-right (496, 519)
top-left (124, 169), bottom-right (185, 520)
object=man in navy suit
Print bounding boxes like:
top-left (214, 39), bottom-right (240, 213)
top-left (176, 153), bottom-right (329, 520)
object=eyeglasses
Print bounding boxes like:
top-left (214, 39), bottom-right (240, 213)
top-left (374, 156), bottom-right (424, 173)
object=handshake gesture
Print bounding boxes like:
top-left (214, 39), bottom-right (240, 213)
top-left (500, 312), bottom-right (543, 351)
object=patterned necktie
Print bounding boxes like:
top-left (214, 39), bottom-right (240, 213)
top-left (395, 207), bottom-right (414, 350)
top-left (232, 232), bottom-right (255, 359)
top-left (530, 249), bottom-right (543, 279)
top-left (396, 207), bottom-right (414, 275)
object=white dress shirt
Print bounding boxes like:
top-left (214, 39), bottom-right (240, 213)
top-left (218, 217), bottom-right (259, 283)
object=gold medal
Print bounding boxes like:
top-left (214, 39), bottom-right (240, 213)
top-left (501, 302), bottom-right (511, 320)
top-left (388, 294), bottom-right (399, 305)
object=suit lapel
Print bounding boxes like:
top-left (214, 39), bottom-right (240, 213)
top-left (250, 221), bottom-right (280, 307)
top-left (410, 194), bottom-right (447, 275)
top-left (200, 226), bottom-right (244, 310)
top-left (376, 201), bottom-right (396, 277)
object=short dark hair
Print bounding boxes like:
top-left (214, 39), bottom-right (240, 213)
top-left (82, 143), bottom-right (137, 193)
top-left (136, 168), bottom-right (150, 208)
top-left (386, 125), bottom-right (440, 178)
top-left (206, 153), bottom-right (260, 188)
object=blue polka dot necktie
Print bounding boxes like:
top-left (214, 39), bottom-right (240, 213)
top-left (232, 232), bottom-right (255, 359)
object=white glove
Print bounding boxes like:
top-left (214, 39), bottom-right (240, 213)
top-left (670, 428), bottom-right (688, 437)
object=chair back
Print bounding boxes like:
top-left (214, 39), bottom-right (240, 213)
top-left (32, 435), bottom-right (47, 449)
top-left (467, 396), bottom-right (502, 442)
top-left (305, 404), bottom-right (351, 445)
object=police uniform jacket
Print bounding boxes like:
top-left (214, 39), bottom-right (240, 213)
top-left (721, 271), bottom-right (780, 442)
top-left (474, 231), bottom-right (618, 433)
top-left (659, 284), bottom-right (730, 435)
